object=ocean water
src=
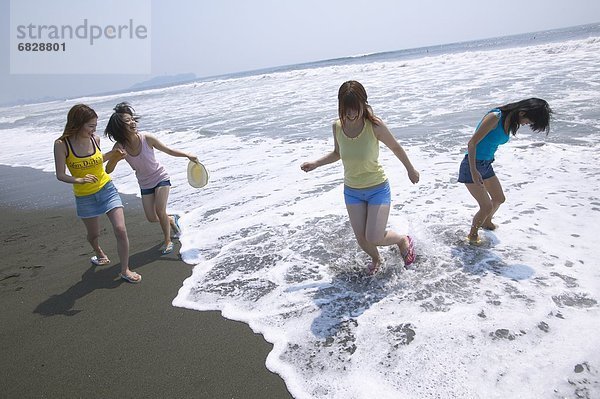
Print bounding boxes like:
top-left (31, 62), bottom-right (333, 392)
top-left (1, 24), bottom-right (600, 398)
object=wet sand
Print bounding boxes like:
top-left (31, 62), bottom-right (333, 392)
top-left (0, 165), bottom-right (292, 398)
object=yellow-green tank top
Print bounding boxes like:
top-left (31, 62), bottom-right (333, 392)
top-left (335, 119), bottom-right (387, 189)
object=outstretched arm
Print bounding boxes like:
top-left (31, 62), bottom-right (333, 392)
top-left (301, 123), bottom-right (341, 172)
top-left (105, 143), bottom-right (127, 174)
top-left (146, 134), bottom-right (199, 163)
top-left (373, 122), bottom-right (419, 184)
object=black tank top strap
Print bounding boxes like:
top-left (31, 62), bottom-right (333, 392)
top-left (65, 136), bottom-right (97, 158)
top-left (64, 137), bottom-right (72, 157)
top-left (91, 135), bottom-right (101, 152)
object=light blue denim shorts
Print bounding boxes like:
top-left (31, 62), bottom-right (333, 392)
top-left (75, 180), bottom-right (123, 218)
top-left (344, 180), bottom-right (391, 206)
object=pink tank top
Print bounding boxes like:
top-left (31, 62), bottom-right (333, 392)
top-left (121, 133), bottom-right (170, 189)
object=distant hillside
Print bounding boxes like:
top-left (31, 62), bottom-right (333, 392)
top-left (129, 73), bottom-right (197, 90)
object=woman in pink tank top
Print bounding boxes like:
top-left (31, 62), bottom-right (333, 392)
top-left (105, 103), bottom-right (199, 255)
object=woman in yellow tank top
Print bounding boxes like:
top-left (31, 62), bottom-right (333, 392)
top-left (53, 104), bottom-right (141, 283)
top-left (301, 81), bottom-right (420, 274)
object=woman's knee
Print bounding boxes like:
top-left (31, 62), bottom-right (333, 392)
top-left (112, 224), bottom-right (128, 240)
top-left (365, 231), bottom-right (385, 245)
top-left (143, 208), bottom-right (160, 222)
top-left (493, 194), bottom-right (506, 206)
top-left (142, 202), bottom-right (160, 222)
top-left (156, 209), bottom-right (169, 222)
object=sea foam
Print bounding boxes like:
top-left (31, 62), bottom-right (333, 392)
top-left (1, 26), bottom-right (599, 399)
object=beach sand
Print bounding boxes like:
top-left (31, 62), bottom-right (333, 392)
top-left (0, 165), bottom-right (292, 398)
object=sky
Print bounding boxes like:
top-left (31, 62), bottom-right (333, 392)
top-left (1, 0), bottom-right (599, 106)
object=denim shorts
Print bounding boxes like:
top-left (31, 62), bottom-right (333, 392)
top-left (344, 180), bottom-right (391, 206)
top-left (140, 179), bottom-right (171, 196)
top-left (458, 154), bottom-right (496, 183)
top-left (75, 180), bottom-right (123, 219)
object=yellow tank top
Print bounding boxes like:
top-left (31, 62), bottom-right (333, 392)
top-left (65, 137), bottom-right (111, 196)
top-left (335, 119), bottom-right (387, 189)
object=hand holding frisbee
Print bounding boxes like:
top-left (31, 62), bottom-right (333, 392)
top-left (187, 160), bottom-right (209, 188)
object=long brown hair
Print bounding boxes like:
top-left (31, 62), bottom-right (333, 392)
top-left (58, 104), bottom-right (98, 140)
top-left (498, 98), bottom-right (552, 136)
top-left (338, 80), bottom-right (381, 127)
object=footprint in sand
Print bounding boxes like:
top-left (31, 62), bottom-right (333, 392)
top-left (0, 267), bottom-right (42, 292)
top-left (0, 272), bottom-right (20, 282)
top-left (3, 232), bottom-right (29, 243)
top-left (21, 264), bottom-right (45, 277)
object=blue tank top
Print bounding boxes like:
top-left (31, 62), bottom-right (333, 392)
top-left (469, 109), bottom-right (510, 160)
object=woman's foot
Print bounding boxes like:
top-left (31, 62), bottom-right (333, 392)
top-left (90, 255), bottom-right (111, 266)
top-left (399, 236), bottom-right (416, 266)
top-left (468, 224), bottom-right (480, 242)
top-left (160, 241), bottom-right (174, 255)
top-left (367, 258), bottom-right (381, 275)
top-left (467, 233), bottom-right (481, 245)
top-left (169, 214), bottom-right (181, 239)
top-left (90, 246), bottom-right (110, 265)
top-left (119, 270), bottom-right (142, 284)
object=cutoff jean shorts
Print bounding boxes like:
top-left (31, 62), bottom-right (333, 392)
top-left (140, 179), bottom-right (171, 196)
top-left (458, 154), bottom-right (496, 184)
top-left (75, 180), bottom-right (123, 218)
top-left (344, 180), bottom-right (391, 206)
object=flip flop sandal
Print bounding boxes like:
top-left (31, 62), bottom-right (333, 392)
top-left (161, 242), bottom-right (174, 255)
top-left (402, 236), bottom-right (416, 266)
top-left (467, 235), bottom-right (483, 246)
top-left (119, 272), bottom-right (142, 284)
top-left (171, 214), bottom-right (182, 239)
top-left (90, 256), bottom-right (111, 266)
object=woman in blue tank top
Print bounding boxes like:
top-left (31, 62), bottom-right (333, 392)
top-left (458, 98), bottom-right (552, 244)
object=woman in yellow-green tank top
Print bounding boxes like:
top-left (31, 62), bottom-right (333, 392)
top-left (53, 104), bottom-right (141, 284)
top-left (301, 81), bottom-right (420, 274)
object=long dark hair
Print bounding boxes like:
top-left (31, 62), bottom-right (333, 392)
top-left (104, 102), bottom-right (139, 146)
top-left (498, 98), bottom-right (552, 136)
top-left (338, 80), bottom-right (381, 127)
top-left (59, 104), bottom-right (97, 140)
